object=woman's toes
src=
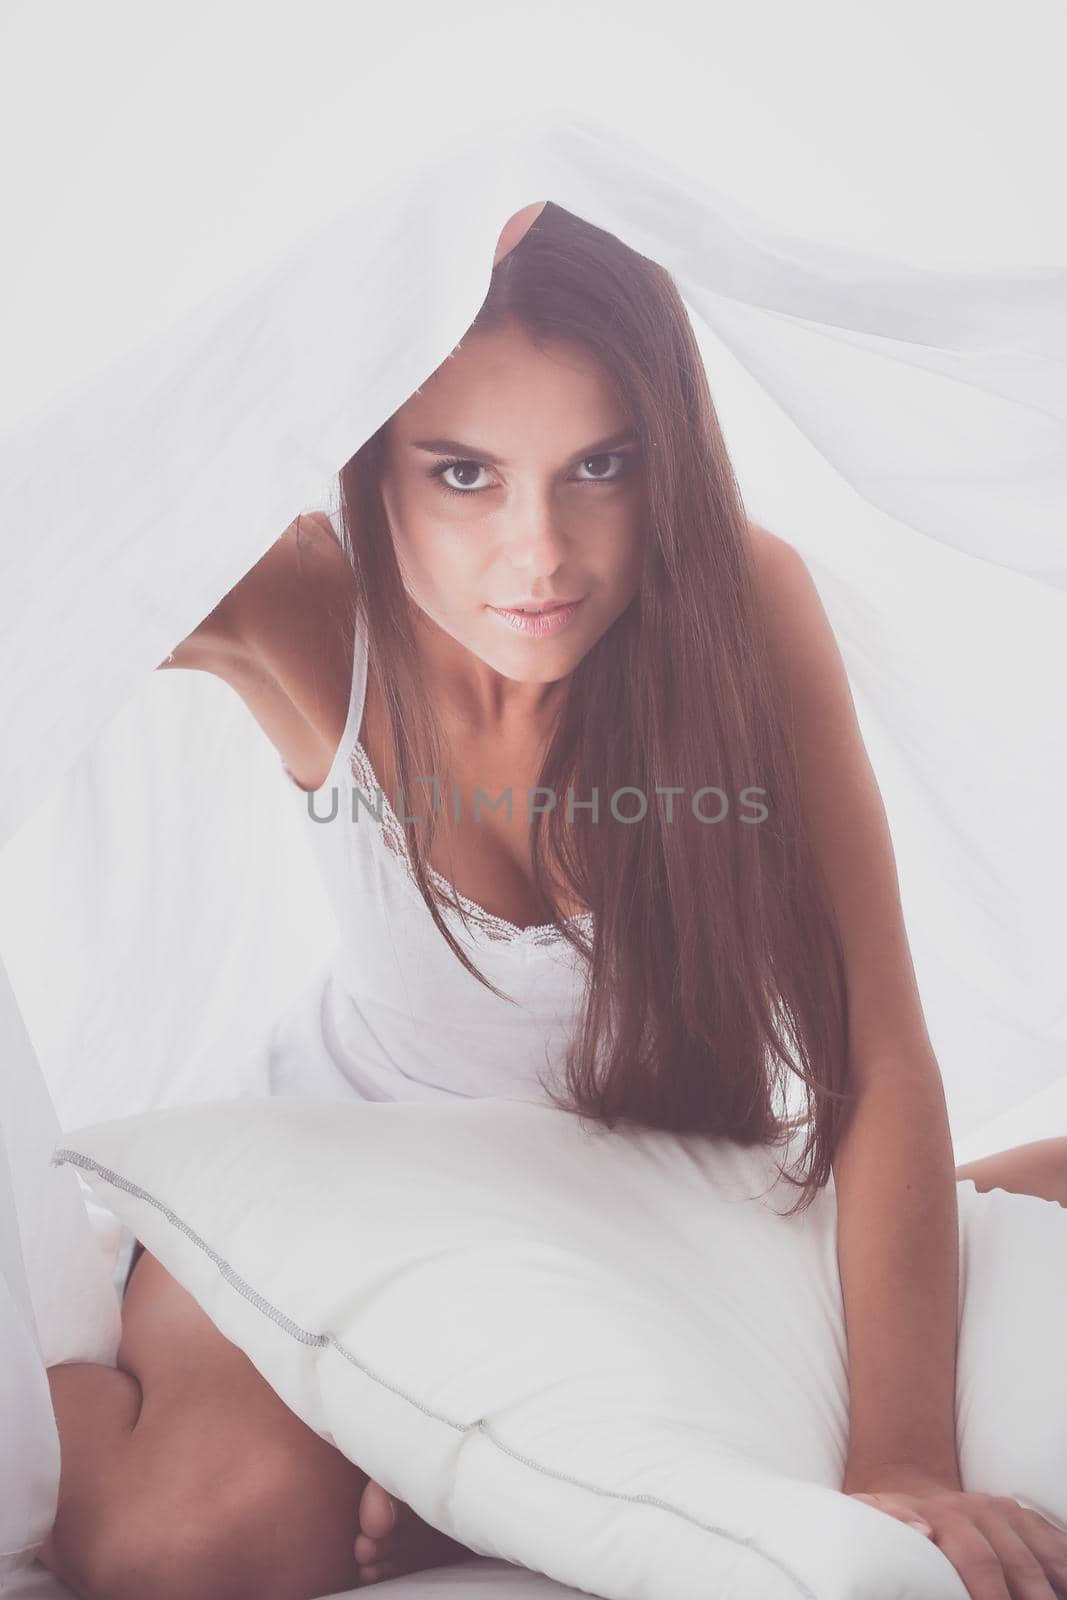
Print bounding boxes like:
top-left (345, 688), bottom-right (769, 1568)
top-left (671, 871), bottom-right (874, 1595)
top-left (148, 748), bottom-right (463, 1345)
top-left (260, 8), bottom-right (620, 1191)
top-left (358, 1477), bottom-right (400, 1541)
top-left (355, 1516), bottom-right (404, 1563)
top-left (359, 1561), bottom-right (400, 1586)
top-left (354, 1533), bottom-right (380, 1564)
top-left (354, 1476), bottom-right (471, 1584)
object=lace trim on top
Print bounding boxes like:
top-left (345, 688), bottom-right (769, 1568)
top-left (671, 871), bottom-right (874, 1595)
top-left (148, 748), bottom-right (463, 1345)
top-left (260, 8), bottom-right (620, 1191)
top-left (347, 740), bottom-right (594, 950)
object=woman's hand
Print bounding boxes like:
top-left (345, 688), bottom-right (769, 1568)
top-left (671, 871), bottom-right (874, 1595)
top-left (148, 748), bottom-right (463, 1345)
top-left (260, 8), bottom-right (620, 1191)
top-left (493, 202), bottom-right (546, 267)
top-left (848, 1472), bottom-right (1067, 1599)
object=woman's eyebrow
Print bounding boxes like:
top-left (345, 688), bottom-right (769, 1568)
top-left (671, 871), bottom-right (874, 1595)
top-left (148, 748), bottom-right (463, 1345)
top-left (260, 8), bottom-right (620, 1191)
top-left (410, 428), bottom-right (640, 467)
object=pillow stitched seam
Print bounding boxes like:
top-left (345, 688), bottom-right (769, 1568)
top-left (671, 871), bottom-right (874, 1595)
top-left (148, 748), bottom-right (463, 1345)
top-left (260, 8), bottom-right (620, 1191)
top-left (53, 1146), bottom-right (820, 1600)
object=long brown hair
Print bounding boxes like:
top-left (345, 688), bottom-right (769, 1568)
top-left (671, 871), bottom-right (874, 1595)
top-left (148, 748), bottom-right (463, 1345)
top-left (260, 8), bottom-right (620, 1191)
top-left (337, 202), bottom-right (853, 1216)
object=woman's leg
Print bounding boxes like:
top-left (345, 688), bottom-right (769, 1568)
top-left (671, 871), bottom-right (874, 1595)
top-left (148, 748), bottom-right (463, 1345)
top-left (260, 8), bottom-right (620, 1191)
top-left (40, 1244), bottom-right (473, 1598)
top-left (38, 1362), bottom-right (146, 1597)
top-left (39, 1246), bottom-right (374, 1600)
top-left (955, 1135), bottom-right (1067, 1206)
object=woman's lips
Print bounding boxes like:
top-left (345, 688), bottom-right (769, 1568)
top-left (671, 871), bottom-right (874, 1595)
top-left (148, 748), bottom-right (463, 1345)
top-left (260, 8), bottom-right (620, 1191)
top-left (488, 599), bottom-right (586, 637)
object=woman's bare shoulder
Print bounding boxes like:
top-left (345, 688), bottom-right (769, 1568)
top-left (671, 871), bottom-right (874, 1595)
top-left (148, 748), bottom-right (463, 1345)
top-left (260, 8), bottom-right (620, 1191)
top-left (744, 518), bottom-right (817, 624)
top-left (232, 510), bottom-right (356, 651)
top-left (745, 517), bottom-right (796, 573)
top-left (156, 511), bottom-right (355, 676)
top-left (155, 511), bottom-right (361, 789)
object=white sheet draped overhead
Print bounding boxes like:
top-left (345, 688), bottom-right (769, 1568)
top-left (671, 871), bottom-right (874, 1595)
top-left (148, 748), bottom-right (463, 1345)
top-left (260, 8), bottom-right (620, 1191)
top-left (1, 5), bottom-right (1065, 1579)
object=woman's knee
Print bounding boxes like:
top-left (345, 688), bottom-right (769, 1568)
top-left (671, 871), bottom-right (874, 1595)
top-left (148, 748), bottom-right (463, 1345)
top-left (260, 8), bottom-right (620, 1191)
top-left (103, 1251), bottom-right (368, 1596)
top-left (38, 1363), bottom-right (145, 1597)
top-left (89, 1431), bottom-right (367, 1600)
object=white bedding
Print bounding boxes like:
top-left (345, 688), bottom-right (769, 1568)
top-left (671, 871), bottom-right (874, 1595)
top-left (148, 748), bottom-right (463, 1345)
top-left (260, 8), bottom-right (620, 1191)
top-left (56, 1097), bottom-right (1067, 1600)
top-left (9, 1556), bottom-right (588, 1600)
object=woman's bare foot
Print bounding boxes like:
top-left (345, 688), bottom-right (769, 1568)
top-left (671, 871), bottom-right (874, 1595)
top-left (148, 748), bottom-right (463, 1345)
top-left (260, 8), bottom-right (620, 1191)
top-left (353, 1477), bottom-right (473, 1587)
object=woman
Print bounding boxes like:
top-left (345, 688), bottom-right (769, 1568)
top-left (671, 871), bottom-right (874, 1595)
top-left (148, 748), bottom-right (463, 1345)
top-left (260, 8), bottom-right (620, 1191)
top-left (40, 201), bottom-right (1067, 1600)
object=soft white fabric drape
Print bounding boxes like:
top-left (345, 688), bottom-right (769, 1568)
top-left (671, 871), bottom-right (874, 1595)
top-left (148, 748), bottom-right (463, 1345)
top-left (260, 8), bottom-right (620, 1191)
top-left (1, 8), bottom-right (1064, 1578)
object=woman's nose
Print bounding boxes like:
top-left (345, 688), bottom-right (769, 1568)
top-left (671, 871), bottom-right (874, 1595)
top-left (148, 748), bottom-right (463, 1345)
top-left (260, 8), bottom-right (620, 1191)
top-left (503, 507), bottom-right (571, 579)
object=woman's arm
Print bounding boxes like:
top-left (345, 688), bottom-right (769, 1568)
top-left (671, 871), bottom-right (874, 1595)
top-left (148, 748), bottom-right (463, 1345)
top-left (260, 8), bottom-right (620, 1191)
top-left (748, 523), bottom-right (959, 1486)
top-left (749, 525), bottom-right (1067, 1599)
top-left (832, 1061), bottom-right (961, 1492)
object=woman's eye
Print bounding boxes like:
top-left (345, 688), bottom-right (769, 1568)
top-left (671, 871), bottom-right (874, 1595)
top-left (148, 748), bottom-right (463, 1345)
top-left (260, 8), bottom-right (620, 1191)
top-left (427, 451), bottom-right (632, 499)
top-left (574, 451), bottom-right (629, 483)
top-left (429, 460), bottom-right (490, 495)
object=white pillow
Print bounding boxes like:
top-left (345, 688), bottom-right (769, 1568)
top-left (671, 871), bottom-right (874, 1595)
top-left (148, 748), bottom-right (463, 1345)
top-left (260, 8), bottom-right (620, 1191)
top-left (54, 1096), bottom-right (1067, 1600)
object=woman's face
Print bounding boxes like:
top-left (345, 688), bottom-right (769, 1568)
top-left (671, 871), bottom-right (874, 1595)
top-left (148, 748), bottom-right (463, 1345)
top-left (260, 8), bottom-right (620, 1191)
top-left (379, 320), bottom-right (646, 689)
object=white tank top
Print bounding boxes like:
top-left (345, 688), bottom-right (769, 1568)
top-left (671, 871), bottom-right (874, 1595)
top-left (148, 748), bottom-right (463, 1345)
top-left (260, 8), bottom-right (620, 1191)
top-left (265, 522), bottom-right (594, 1106)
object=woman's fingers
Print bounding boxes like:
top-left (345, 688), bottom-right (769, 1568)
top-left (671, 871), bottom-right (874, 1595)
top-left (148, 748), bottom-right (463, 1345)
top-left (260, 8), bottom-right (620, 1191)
top-left (850, 1489), bottom-right (1067, 1600)
top-left (929, 1513), bottom-right (1015, 1600)
top-left (922, 1503), bottom-right (1065, 1600)
top-left (1015, 1507), bottom-right (1067, 1594)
